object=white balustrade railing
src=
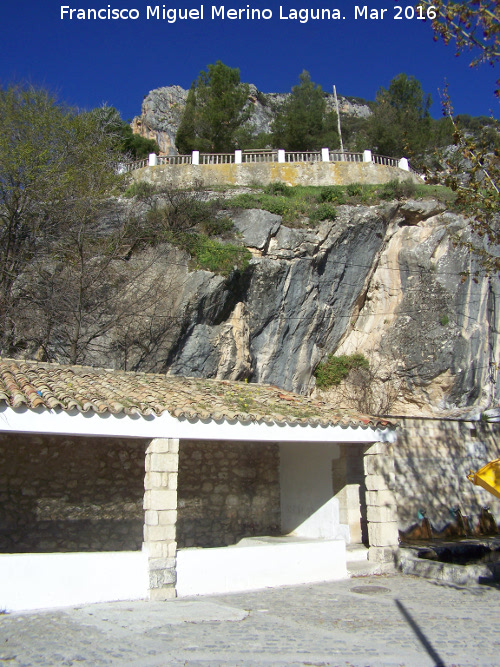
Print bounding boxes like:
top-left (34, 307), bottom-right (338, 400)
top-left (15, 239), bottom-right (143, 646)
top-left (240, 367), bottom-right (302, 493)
top-left (123, 149), bottom-right (417, 174)
top-left (329, 151), bottom-right (363, 162)
top-left (242, 150), bottom-right (278, 163)
top-left (121, 158), bottom-right (148, 173)
top-left (158, 154), bottom-right (192, 165)
top-left (372, 154), bottom-right (399, 167)
top-left (286, 151), bottom-right (322, 163)
top-left (200, 153), bottom-right (234, 165)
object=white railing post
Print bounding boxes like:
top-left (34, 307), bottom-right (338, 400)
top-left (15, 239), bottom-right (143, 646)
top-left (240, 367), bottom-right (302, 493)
top-left (235, 150), bottom-right (242, 164)
top-left (148, 153), bottom-right (158, 167)
top-left (321, 148), bottom-right (330, 162)
top-left (398, 157), bottom-right (409, 171)
top-left (192, 150), bottom-right (200, 166)
top-left (363, 150), bottom-right (372, 163)
top-left (278, 149), bottom-right (285, 164)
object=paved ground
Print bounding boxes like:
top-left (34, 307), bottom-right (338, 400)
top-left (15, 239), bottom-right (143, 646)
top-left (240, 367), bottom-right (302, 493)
top-left (1, 573), bottom-right (499, 667)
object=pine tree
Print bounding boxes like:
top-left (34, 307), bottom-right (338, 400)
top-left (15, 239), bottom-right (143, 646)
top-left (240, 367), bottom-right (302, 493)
top-left (271, 71), bottom-right (339, 151)
top-left (175, 82), bottom-right (197, 154)
top-left (175, 62), bottom-right (251, 153)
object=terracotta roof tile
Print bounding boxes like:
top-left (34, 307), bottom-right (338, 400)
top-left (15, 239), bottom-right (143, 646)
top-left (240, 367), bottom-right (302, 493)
top-left (0, 358), bottom-right (395, 430)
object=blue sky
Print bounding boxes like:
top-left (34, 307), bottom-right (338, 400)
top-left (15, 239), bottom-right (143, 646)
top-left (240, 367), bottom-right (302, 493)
top-left (2, 1), bottom-right (498, 122)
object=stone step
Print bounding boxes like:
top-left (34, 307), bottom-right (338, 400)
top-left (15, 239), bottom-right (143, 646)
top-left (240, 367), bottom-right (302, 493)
top-left (346, 544), bottom-right (369, 562)
top-left (346, 544), bottom-right (395, 577)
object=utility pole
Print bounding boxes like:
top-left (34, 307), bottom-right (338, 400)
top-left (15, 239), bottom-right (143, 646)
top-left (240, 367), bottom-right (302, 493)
top-left (333, 85), bottom-right (344, 157)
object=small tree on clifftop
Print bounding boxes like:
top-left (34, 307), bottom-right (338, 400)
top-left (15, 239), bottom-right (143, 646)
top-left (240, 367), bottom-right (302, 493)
top-left (175, 61), bottom-right (251, 153)
top-left (366, 73), bottom-right (432, 159)
top-left (271, 71), bottom-right (339, 150)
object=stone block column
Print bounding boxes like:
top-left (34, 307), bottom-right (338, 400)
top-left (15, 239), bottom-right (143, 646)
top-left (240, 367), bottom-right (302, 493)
top-left (332, 444), bottom-right (366, 544)
top-left (143, 438), bottom-right (179, 600)
top-left (364, 442), bottom-right (399, 562)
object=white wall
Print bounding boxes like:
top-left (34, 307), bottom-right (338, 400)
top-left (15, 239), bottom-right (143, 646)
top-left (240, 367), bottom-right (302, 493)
top-left (0, 550), bottom-right (149, 612)
top-left (176, 539), bottom-right (347, 596)
top-left (280, 442), bottom-right (349, 541)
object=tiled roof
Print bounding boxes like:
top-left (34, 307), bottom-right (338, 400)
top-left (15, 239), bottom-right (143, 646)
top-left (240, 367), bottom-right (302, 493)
top-left (0, 358), bottom-right (394, 430)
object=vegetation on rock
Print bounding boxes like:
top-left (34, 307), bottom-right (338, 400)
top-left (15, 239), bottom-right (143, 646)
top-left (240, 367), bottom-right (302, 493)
top-left (314, 353), bottom-right (369, 388)
top-left (364, 73), bottom-right (433, 159)
top-left (270, 71), bottom-right (339, 150)
top-left (175, 61), bottom-right (251, 153)
top-left (418, 0), bottom-right (500, 272)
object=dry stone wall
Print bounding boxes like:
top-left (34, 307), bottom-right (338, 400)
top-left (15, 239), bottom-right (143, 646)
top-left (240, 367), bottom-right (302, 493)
top-left (176, 439), bottom-right (280, 548)
top-left (0, 433), bottom-right (147, 553)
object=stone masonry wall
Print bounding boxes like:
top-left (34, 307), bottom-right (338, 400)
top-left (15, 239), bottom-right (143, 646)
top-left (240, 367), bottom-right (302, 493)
top-left (382, 419), bottom-right (500, 534)
top-left (176, 440), bottom-right (280, 548)
top-left (0, 432), bottom-right (147, 553)
top-left (132, 161), bottom-right (420, 190)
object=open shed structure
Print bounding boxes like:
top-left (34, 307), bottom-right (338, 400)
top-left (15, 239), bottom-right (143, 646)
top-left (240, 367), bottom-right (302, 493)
top-left (0, 359), bottom-right (397, 611)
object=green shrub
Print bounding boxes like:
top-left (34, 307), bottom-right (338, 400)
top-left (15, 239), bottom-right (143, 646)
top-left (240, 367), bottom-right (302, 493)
top-left (310, 202), bottom-right (337, 223)
top-left (439, 314), bottom-right (449, 326)
top-left (314, 353), bottom-right (369, 389)
top-left (190, 236), bottom-right (251, 275)
top-left (259, 196), bottom-right (288, 216)
top-left (201, 216), bottom-right (234, 236)
top-left (346, 182), bottom-right (363, 197)
top-left (320, 186), bottom-right (346, 204)
top-left (379, 179), bottom-right (417, 201)
top-left (265, 181), bottom-right (292, 197)
top-left (227, 192), bottom-right (260, 209)
top-left (124, 180), bottom-right (156, 200)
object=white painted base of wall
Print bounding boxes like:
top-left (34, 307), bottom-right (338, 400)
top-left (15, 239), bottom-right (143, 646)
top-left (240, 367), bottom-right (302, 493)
top-left (176, 538), bottom-right (347, 597)
top-left (0, 550), bottom-right (149, 612)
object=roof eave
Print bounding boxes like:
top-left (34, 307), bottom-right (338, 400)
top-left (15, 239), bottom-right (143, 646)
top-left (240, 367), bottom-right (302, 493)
top-left (0, 405), bottom-right (396, 444)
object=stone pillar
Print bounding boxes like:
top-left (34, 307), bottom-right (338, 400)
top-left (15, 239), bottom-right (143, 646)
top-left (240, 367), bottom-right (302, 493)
top-left (332, 444), bottom-right (366, 544)
top-left (278, 149), bottom-right (285, 163)
top-left (398, 157), bottom-right (409, 171)
top-left (321, 148), bottom-right (330, 162)
top-left (235, 149), bottom-right (242, 164)
top-left (364, 442), bottom-right (399, 563)
top-left (363, 150), bottom-right (372, 163)
top-left (148, 153), bottom-right (158, 167)
top-left (143, 438), bottom-right (179, 600)
top-left (192, 150), bottom-right (200, 166)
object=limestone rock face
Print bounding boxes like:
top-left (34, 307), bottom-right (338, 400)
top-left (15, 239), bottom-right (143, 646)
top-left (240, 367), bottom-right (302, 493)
top-left (332, 209), bottom-right (500, 415)
top-left (131, 86), bottom-right (188, 155)
top-left (399, 199), bottom-right (446, 225)
top-left (138, 203), bottom-right (499, 414)
top-left (18, 195), bottom-right (498, 416)
top-left (131, 85), bottom-right (372, 155)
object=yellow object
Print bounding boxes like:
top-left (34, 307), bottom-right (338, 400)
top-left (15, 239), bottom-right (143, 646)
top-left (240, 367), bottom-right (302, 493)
top-left (467, 458), bottom-right (500, 500)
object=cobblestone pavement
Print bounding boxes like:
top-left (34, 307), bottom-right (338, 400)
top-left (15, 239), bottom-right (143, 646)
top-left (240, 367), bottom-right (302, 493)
top-left (1, 574), bottom-right (499, 666)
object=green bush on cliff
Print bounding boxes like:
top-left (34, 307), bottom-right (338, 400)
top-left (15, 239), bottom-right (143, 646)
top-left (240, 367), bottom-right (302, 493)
top-left (309, 203), bottom-right (337, 222)
top-left (378, 179), bottom-right (417, 200)
top-left (320, 186), bottom-right (345, 204)
top-left (189, 236), bottom-right (251, 275)
top-left (314, 353), bottom-right (369, 388)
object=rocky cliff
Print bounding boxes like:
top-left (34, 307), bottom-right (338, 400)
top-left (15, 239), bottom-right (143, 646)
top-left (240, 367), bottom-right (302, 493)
top-left (85, 200), bottom-right (500, 415)
top-left (15, 191), bottom-right (498, 417)
top-left (131, 84), bottom-right (372, 155)
top-left (155, 202), bottom-right (499, 416)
